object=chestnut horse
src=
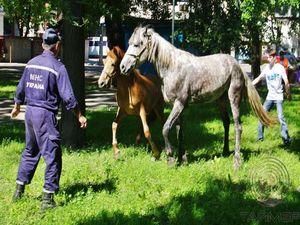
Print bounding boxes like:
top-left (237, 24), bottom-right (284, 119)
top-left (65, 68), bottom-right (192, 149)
top-left (98, 46), bottom-right (164, 159)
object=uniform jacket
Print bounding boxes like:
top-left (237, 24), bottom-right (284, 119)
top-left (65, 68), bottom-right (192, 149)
top-left (15, 50), bottom-right (78, 113)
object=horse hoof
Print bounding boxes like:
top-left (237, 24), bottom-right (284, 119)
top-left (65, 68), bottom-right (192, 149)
top-left (152, 152), bottom-right (161, 160)
top-left (167, 157), bottom-right (176, 166)
top-left (233, 154), bottom-right (242, 170)
top-left (181, 154), bottom-right (188, 165)
top-left (135, 134), bottom-right (142, 145)
top-left (114, 152), bottom-right (120, 160)
top-left (151, 156), bottom-right (158, 162)
top-left (113, 149), bottom-right (120, 160)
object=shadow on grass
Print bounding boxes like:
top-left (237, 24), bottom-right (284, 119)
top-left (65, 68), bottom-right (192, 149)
top-left (76, 178), bottom-right (300, 225)
top-left (61, 178), bottom-right (117, 205)
top-left (281, 133), bottom-right (300, 156)
top-left (0, 121), bottom-right (25, 143)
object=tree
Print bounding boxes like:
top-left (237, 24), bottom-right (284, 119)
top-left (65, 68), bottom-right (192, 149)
top-left (175, 0), bottom-right (298, 77)
top-left (239, 0), bottom-right (299, 78)
top-left (0, 0), bottom-right (51, 36)
top-left (59, 0), bottom-right (86, 148)
top-left (178, 0), bottom-right (242, 55)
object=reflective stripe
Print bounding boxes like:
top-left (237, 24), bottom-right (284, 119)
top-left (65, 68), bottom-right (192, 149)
top-left (43, 188), bottom-right (55, 194)
top-left (26, 65), bottom-right (59, 77)
top-left (16, 180), bottom-right (25, 185)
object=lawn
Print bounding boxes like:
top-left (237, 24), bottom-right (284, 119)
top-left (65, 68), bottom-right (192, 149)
top-left (0, 76), bottom-right (300, 224)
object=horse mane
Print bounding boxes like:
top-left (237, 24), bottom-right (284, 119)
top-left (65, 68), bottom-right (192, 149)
top-left (147, 29), bottom-right (194, 69)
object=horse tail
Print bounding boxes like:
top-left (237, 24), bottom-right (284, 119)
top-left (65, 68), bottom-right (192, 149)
top-left (242, 70), bottom-right (277, 127)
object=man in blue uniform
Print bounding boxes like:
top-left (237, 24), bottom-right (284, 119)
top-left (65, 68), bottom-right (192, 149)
top-left (11, 28), bottom-right (87, 210)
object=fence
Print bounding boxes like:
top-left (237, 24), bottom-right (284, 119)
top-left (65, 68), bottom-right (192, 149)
top-left (0, 36), bottom-right (43, 63)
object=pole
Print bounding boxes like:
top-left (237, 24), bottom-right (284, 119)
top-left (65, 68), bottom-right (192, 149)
top-left (172, 0), bottom-right (175, 45)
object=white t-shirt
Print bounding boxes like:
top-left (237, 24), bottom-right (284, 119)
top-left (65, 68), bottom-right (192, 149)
top-left (260, 63), bottom-right (287, 100)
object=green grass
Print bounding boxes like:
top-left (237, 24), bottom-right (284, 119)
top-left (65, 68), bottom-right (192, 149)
top-left (1, 82), bottom-right (300, 224)
top-left (0, 69), bottom-right (20, 99)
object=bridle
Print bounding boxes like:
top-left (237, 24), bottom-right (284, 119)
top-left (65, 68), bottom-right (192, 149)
top-left (126, 35), bottom-right (151, 64)
top-left (103, 71), bottom-right (115, 79)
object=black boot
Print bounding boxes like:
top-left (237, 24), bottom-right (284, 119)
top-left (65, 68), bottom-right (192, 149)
top-left (12, 184), bottom-right (25, 202)
top-left (41, 192), bottom-right (56, 211)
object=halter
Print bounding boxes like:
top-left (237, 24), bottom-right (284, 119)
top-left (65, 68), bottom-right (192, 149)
top-left (103, 70), bottom-right (115, 80)
top-left (126, 35), bottom-right (151, 63)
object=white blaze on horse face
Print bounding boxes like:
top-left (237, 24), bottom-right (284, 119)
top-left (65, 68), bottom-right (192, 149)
top-left (120, 45), bottom-right (138, 75)
top-left (120, 27), bottom-right (151, 75)
top-left (98, 56), bottom-right (115, 88)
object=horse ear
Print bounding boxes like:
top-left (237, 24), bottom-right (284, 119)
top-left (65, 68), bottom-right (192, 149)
top-left (112, 46), bottom-right (118, 55)
top-left (144, 24), bottom-right (152, 38)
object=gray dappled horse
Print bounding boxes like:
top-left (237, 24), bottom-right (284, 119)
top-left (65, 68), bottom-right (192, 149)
top-left (120, 25), bottom-right (275, 169)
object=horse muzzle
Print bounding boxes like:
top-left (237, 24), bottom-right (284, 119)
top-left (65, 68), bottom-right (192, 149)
top-left (98, 77), bottom-right (109, 88)
top-left (120, 56), bottom-right (136, 75)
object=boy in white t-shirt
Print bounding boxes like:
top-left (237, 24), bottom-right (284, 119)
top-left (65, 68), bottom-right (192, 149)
top-left (252, 49), bottom-right (292, 146)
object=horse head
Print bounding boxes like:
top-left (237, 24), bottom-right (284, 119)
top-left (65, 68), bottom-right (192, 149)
top-left (120, 25), bottom-right (153, 75)
top-left (98, 46), bottom-right (124, 88)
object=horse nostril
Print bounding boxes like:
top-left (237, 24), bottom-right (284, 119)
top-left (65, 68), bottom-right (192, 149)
top-left (99, 82), bottom-right (104, 88)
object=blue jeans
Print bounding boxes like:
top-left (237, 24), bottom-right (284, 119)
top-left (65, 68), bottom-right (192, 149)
top-left (258, 100), bottom-right (290, 141)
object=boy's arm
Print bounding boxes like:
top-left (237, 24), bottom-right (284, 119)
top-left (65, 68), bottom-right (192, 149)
top-left (252, 73), bottom-right (264, 86)
top-left (282, 74), bottom-right (291, 101)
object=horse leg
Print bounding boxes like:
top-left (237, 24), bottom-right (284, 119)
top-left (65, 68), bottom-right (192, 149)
top-left (217, 94), bottom-right (230, 156)
top-left (154, 101), bottom-right (165, 126)
top-left (139, 105), bottom-right (160, 160)
top-left (176, 115), bottom-right (187, 164)
top-left (112, 107), bottom-right (125, 160)
top-left (163, 99), bottom-right (185, 165)
top-left (136, 107), bottom-right (160, 145)
top-left (135, 120), bottom-right (143, 145)
top-left (228, 83), bottom-right (243, 170)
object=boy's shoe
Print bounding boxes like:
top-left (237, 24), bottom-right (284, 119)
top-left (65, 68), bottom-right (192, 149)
top-left (12, 184), bottom-right (25, 202)
top-left (257, 138), bottom-right (264, 142)
top-left (41, 192), bottom-right (56, 211)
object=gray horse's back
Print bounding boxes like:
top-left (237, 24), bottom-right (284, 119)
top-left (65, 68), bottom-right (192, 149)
top-left (186, 53), bottom-right (241, 103)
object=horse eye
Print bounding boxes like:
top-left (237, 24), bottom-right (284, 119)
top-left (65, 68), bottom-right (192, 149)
top-left (141, 41), bottom-right (143, 45)
top-left (111, 63), bottom-right (115, 67)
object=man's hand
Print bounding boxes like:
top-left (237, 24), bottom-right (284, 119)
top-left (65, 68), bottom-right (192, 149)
top-left (78, 115), bottom-right (87, 128)
top-left (73, 106), bottom-right (87, 128)
top-left (11, 104), bottom-right (20, 118)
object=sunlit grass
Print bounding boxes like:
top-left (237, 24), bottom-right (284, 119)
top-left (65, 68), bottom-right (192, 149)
top-left (1, 80), bottom-right (299, 225)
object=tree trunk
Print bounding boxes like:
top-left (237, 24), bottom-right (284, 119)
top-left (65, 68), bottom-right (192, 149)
top-left (251, 28), bottom-right (261, 79)
top-left (61, 1), bottom-right (86, 148)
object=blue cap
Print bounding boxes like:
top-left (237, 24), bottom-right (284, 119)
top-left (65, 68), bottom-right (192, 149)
top-left (43, 28), bottom-right (59, 45)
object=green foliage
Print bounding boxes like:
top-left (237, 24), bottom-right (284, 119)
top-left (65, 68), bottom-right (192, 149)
top-left (178, 0), bottom-right (242, 54)
top-left (0, 0), bottom-right (54, 36)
